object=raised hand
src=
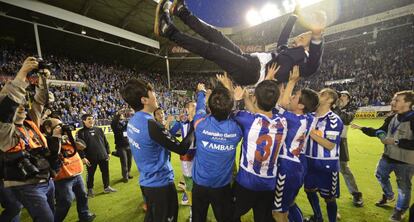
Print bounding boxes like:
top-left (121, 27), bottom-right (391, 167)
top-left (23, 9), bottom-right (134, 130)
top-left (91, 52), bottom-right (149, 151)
top-left (309, 11), bottom-right (327, 36)
top-left (293, 1), bottom-right (301, 16)
top-left (265, 63), bottom-right (280, 80)
top-left (234, 86), bottom-right (246, 101)
top-left (16, 57), bottom-right (38, 81)
top-left (216, 72), bottom-right (233, 91)
top-left (289, 65), bottom-right (300, 82)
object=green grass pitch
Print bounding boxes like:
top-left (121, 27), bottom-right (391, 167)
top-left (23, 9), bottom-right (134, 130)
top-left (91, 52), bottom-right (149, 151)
top-left (16, 119), bottom-right (413, 221)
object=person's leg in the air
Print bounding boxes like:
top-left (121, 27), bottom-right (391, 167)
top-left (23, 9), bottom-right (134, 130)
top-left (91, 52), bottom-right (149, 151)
top-left (154, 0), bottom-right (261, 86)
top-left (170, 0), bottom-right (242, 55)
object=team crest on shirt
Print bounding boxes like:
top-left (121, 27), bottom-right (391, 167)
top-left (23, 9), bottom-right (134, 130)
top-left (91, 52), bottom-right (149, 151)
top-left (317, 120), bottom-right (326, 129)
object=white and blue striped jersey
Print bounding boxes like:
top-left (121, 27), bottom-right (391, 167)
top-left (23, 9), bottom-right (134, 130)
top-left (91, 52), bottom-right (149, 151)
top-left (275, 107), bottom-right (314, 162)
top-left (232, 109), bottom-right (287, 191)
top-left (304, 111), bottom-right (343, 161)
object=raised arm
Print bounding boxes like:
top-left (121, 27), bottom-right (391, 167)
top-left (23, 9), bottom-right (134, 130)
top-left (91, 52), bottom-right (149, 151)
top-left (0, 57), bottom-right (38, 151)
top-left (194, 83), bottom-right (207, 122)
top-left (28, 70), bottom-right (50, 127)
top-left (351, 116), bottom-right (393, 137)
top-left (279, 66), bottom-right (300, 108)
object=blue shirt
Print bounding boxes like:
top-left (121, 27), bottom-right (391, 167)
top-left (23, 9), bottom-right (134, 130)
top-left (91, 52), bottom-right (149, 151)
top-left (127, 112), bottom-right (174, 187)
top-left (192, 91), bottom-right (242, 188)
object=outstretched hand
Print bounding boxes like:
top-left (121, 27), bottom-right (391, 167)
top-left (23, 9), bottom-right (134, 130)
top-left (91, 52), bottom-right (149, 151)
top-left (216, 72), bottom-right (233, 91)
top-left (265, 63), bottom-right (280, 80)
top-left (288, 65), bottom-right (300, 82)
top-left (234, 86), bottom-right (246, 101)
top-left (309, 11), bottom-right (327, 35)
top-left (350, 123), bottom-right (362, 130)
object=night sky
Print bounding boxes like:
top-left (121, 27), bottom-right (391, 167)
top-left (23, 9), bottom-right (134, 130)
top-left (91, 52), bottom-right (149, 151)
top-left (186, 0), bottom-right (289, 27)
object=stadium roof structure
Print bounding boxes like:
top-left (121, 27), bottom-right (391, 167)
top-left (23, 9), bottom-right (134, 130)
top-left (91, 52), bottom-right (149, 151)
top-left (0, 0), bottom-right (412, 74)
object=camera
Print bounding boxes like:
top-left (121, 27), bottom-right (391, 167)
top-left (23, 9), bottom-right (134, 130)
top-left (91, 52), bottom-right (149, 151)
top-left (28, 58), bottom-right (54, 77)
top-left (61, 124), bottom-right (76, 133)
top-left (4, 150), bottom-right (40, 178)
top-left (17, 157), bottom-right (40, 178)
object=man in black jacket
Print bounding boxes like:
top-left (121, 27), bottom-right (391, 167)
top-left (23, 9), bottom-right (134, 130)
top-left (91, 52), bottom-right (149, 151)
top-left (352, 90), bottom-right (414, 221)
top-left (154, 0), bottom-right (325, 86)
top-left (77, 114), bottom-right (117, 197)
top-left (111, 110), bottom-right (133, 183)
top-left (333, 91), bottom-right (363, 207)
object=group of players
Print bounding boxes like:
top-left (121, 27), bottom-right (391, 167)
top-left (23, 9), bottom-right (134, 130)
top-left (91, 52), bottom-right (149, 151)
top-left (126, 1), bottom-right (341, 222)
top-left (120, 1), bottom-right (346, 222)
top-left (121, 61), bottom-right (343, 222)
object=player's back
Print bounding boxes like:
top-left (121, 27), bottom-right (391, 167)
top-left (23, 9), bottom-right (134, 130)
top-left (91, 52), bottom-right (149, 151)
top-left (193, 115), bottom-right (242, 188)
top-left (277, 107), bottom-right (314, 162)
top-left (232, 110), bottom-right (287, 191)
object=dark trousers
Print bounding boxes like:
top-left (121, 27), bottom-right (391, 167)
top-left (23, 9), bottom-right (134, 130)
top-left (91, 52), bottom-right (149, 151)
top-left (141, 183), bottom-right (178, 222)
top-left (192, 182), bottom-right (233, 222)
top-left (169, 9), bottom-right (261, 85)
top-left (233, 182), bottom-right (274, 222)
top-left (86, 159), bottom-right (110, 189)
top-left (54, 175), bottom-right (91, 222)
top-left (117, 147), bottom-right (132, 179)
top-left (0, 182), bottom-right (22, 222)
top-left (10, 179), bottom-right (55, 222)
top-left (409, 203), bottom-right (413, 222)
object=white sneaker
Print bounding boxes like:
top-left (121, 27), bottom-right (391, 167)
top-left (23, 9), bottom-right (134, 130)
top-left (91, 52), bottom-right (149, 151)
top-left (103, 186), bottom-right (117, 193)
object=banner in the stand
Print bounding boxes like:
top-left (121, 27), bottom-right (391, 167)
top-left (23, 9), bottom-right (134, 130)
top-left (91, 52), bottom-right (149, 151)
top-left (169, 45), bottom-right (265, 54)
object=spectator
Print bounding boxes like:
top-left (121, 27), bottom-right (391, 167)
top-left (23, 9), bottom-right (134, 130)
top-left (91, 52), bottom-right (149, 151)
top-left (332, 91), bottom-right (364, 207)
top-left (111, 110), bottom-right (133, 183)
top-left (352, 90), bottom-right (414, 221)
top-left (77, 114), bottom-right (117, 197)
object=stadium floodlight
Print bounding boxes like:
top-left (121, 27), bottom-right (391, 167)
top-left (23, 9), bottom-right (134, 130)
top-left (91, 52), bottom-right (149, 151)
top-left (81, 30), bottom-right (86, 35)
top-left (246, 9), bottom-right (262, 26)
top-left (282, 0), bottom-right (295, 12)
top-left (260, 3), bottom-right (279, 22)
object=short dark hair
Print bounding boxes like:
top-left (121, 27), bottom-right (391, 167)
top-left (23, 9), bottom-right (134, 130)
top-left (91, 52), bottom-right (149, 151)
top-left (300, 88), bottom-right (319, 113)
top-left (208, 86), bottom-right (234, 121)
top-left (395, 90), bottom-right (414, 106)
top-left (254, 80), bottom-right (280, 112)
top-left (321, 88), bottom-right (338, 107)
top-left (81, 114), bottom-right (93, 121)
top-left (120, 79), bottom-right (154, 111)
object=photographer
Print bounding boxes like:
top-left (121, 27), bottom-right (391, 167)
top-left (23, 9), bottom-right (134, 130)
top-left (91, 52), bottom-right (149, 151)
top-left (0, 57), bottom-right (55, 222)
top-left (110, 110), bottom-right (133, 183)
top-left (42, 117), bottom-right (96, 222)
